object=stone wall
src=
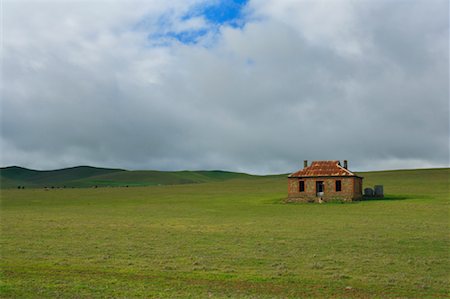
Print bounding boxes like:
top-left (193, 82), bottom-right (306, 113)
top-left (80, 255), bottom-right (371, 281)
top-left (287, 176), bottom-right (362, 203)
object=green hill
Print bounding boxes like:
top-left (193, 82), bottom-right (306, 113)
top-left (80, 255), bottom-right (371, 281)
top-left (0, 166), bottom-right (124, 188)
top-left (68, 169), bottom-right (255, 188)
top-left (3, 165), bottom-right (448, 191)
top-left (356, 168), bottom-right (449, 196)
top-left (0, 166), bottom-right (256, 188)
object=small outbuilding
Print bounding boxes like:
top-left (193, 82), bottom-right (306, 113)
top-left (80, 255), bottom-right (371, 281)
top-left (287, 160), bottom-right (363, 203)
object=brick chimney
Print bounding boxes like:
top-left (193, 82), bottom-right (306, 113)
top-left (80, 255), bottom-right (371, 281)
top-left (343, 160), bottom-right (348, 169)
top-left (303, 160), bottom-right (308, 168)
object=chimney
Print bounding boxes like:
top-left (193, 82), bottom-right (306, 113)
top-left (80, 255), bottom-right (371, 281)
top-left (303, 160), bottom-right (308, 168)
top-left (343, 160), bottom-right (348, 169)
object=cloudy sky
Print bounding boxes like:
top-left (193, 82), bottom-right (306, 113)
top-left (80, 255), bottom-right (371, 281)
top-left (2, 0), bottom-right (449, 174)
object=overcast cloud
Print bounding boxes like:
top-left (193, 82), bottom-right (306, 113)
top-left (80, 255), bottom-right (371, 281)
top-left (1, 0), bottom-right (449, 174)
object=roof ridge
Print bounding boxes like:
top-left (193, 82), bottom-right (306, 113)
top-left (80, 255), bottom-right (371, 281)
top-left (335, 162), bottom-right (356, 176)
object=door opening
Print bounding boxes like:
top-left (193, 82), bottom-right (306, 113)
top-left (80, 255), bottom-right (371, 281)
top-left (316, 181), bottom-right (324, 196)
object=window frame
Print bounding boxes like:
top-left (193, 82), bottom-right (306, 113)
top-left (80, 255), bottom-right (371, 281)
top-left (299, 180), bottom-right (305, 192)
top-left (335, 180), bottom-right (342, 192)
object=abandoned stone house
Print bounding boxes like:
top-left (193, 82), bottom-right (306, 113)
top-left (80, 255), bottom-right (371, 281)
top-left (287, 160), bottom-right (363, 203)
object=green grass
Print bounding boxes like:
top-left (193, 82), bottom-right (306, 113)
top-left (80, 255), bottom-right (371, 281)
top-left (1, 168), bottom-right (449, 298)
top-left (0, 166), bottom-right (124, 189)
top-left (68, 169), bottom-right (254, 188)
top-left (0, 166), bottom-right (255, 189)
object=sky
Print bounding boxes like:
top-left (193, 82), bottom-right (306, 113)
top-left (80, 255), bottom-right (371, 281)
top-left (1, 0), bottom-right (449, 174)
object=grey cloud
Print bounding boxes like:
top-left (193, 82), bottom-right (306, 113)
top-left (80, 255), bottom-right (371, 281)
top-left (1, 0), bottom-right (448, 173)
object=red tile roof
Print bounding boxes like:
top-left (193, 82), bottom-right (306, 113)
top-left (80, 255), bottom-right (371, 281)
top-left (289, 160), bottom-right (359, 177)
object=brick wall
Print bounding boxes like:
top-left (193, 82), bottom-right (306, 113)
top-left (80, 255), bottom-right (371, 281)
top-left (287, 176), bottom-right (362, 202)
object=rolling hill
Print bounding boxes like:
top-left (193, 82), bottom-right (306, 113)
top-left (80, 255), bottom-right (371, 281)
top-left (0, 166), bottom-right (124, 188)
top-left (2, 165), bottom-right (447, 191)
top-left (0, 166), bottom-right (257, 188)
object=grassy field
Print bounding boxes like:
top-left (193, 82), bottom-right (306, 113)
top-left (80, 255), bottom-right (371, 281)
top-left (1, 168), bottom-right (449, 298)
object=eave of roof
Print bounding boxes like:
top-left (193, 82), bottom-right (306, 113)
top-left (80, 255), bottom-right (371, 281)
top-left (288, 174), bottom-right (364, 179)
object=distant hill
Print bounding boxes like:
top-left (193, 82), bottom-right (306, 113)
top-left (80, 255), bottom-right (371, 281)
top-left (0, 166), bottom-right (256, 189)
top-left (4, 165), bottom-right (447, 189)
top-left (0, 166), bottom-right (124, 188)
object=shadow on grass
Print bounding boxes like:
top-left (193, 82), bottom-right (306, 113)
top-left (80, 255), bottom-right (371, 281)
top-left (361, 195), bottom-right (413, 201)
top-left (268, 194), bottom-right (416, 205)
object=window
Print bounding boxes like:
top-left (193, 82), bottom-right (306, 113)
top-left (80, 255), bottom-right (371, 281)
top-left (336, 180), bottom-right (342, 192)
top-left (299, 181), bottom-right (305, 192)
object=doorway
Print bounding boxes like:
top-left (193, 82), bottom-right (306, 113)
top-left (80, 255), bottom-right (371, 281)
top-left (316, 181), bottom-right (324, 196)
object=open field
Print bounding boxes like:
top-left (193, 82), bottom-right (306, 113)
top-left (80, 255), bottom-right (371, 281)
top-left (1, 168), bottom-right (449, 298)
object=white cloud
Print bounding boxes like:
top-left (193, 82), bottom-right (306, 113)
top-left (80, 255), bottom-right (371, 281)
top-left (1, 0), bottom-right (448, 173)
